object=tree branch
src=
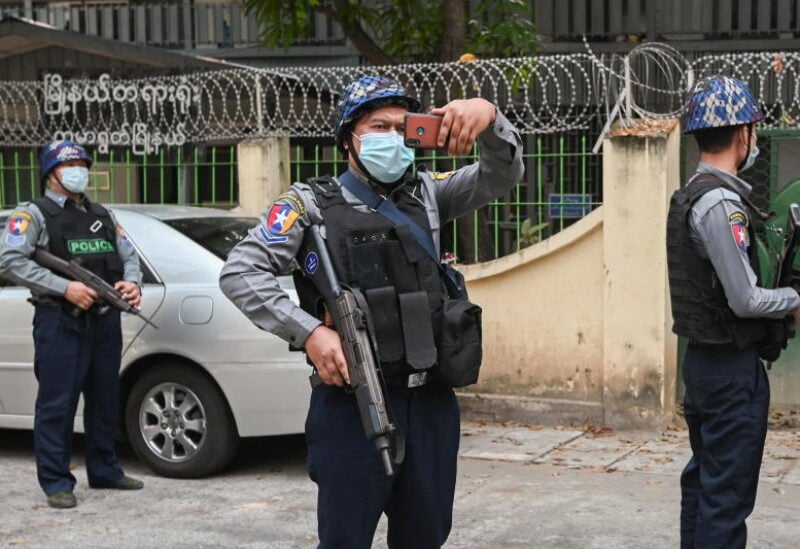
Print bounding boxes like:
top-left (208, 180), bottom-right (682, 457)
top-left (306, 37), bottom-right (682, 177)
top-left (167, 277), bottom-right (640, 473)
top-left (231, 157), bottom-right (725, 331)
top-left (329, 0), bottom-right (395, 65)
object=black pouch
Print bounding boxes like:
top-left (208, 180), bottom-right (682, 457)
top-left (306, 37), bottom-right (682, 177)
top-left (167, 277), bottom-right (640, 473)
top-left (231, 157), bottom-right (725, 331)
top-left (757, 317), bottom-right (792, 362)
top-left (438, 299), bottom-right (483, 388)
top-left (365, 286), bottom-right (404, 363)
top-left (399, 291), bottom-right (437, 370)
top-left (442, 264), bottom-right (469, 300)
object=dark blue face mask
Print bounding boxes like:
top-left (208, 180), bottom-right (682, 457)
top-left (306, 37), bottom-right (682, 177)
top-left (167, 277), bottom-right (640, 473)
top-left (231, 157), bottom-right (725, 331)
top-left (352, 131), bottom-right (415, 183)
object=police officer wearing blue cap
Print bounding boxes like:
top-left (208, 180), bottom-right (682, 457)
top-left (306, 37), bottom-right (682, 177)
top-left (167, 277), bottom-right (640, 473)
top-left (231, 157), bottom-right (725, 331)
top-left (221, 75), bottom-right (523, 547)
top-left (0, 141), bottom-right (144, 509)
top-left (668, 76), bottom-right (800, 548)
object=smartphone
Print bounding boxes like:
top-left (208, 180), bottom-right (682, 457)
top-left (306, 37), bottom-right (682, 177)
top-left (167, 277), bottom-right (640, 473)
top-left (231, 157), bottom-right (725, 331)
top-left (404, 113), bottom-right (444, 149)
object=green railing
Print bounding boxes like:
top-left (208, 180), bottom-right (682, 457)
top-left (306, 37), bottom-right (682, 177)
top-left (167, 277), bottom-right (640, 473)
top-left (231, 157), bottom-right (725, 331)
top-left (0, 145), bottom-right (238, 210)
top-left (289, 133), bottom-right (602, 263)
top-left (2, 136), bottom-right (601, 263)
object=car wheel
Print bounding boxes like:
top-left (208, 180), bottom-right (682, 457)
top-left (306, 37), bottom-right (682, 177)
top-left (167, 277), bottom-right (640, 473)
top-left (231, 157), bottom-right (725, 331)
top-left (125, 362), bottom-right (239, 478)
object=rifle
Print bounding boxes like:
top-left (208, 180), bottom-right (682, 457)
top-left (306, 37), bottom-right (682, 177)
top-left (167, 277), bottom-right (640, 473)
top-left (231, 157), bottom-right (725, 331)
top-left (33, 247), bottom-right (158, 329)
top-left (304, 225), bottom-right (401, 476)
top-left (773, 203), bottom-right (800, 291)
top-left (762, 203), bottom-right (800, 366)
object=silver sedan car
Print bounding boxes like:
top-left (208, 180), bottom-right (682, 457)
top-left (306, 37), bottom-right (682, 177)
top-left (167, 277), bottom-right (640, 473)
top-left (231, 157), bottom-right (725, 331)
top-left (0, 205), bottom-right (310, 478)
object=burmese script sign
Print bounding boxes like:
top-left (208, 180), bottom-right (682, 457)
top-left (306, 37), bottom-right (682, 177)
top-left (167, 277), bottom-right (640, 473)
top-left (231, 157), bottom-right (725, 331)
top-left (43, 73), bottom-right (197, 155)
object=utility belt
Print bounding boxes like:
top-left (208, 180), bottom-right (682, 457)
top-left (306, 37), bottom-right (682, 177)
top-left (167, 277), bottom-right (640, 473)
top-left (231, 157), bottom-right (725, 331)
top-left (687, 339), bottom-right (738, 349)
top-left (28, 295), bottom-right (112, 317)
top-left (383, 370), bottom-right (439, 390)
top-left (310, 369), bottom-right (439, 391)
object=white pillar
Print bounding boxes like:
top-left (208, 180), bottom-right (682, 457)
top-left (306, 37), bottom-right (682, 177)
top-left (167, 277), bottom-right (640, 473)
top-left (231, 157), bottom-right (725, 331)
top-left (601, 120), bottom-right (681, 428)
top-left (235, 137), bottom-right (290, 217)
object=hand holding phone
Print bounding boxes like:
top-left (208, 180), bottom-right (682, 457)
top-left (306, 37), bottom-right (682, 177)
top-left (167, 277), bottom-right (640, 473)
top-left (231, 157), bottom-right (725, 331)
top-left (404, 114), bottom-right (445, 149)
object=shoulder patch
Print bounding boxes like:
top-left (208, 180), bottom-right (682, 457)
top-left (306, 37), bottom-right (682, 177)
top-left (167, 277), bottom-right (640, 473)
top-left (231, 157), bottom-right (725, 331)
top-left (433, 171), bottom-right (454, 180)
top-left (116, 224), bottom-right (134, 249)
top-left (729, 210), bottom-right (749, 251)
top-left (304, 251), bottom-right (319, 274)
top-left (7, 212), bottom-right (31, 236)
top-left (275, 192), bottom-right (306, 216)
top-left (266, 200), bottom-right (301, 236)
top-left (728, 211), bottom-right (748, 225)
top-left (4, 233), bottom-right (25, 246)
top-left (258, 225), bottom-right (288, 244)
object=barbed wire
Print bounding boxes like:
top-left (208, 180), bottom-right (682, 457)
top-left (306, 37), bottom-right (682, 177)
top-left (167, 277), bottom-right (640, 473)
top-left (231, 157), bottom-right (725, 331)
top-left (2, 44), bottom-right (800, 151)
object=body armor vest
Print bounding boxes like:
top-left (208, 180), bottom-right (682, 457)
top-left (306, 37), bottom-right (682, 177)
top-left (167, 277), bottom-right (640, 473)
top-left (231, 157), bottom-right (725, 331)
top-left (297, 177), bottom-right (446, 378)
top-left (34, 196), bottom-right (124, 289)
top-left (666, 174), bottom-right (771, 347)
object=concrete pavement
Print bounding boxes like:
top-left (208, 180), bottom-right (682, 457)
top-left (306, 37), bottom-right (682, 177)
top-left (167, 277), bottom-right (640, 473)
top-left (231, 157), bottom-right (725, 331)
top-left (2, 423), bottom-right (800, 548)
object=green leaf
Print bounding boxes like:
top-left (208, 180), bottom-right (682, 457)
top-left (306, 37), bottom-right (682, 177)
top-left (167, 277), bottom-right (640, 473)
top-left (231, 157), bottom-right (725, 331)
top-left (245, 0), bottom-right (539, 62)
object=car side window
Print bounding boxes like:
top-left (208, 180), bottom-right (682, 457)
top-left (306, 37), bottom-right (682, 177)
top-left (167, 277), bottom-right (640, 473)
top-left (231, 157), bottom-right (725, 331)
top-left (139, 258), bottom-right (158, 285)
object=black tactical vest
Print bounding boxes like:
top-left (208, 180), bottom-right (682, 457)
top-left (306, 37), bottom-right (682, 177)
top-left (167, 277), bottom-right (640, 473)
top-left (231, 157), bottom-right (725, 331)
top-left (33, 195), bottom-right (124, 288)
top-left (666, 174), bottom-right (771, 347)
top-left (296, 176), bottom-right (446, 378)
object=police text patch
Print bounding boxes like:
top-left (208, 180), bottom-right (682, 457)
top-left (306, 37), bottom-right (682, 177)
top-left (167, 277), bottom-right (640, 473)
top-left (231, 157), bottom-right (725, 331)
top-left (729, 210), bottom-right (749, 251)
top-left (67, 238), bottom-right (115, 255)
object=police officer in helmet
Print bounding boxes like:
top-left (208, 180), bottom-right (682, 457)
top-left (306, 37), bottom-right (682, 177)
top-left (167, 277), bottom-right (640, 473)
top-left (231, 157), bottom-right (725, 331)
top-left (0, 141), bottom-right (144, 509)
top-left (220, 75), bottom-right (523, 547)
top-left (668, 76), bottom-right (800, 548)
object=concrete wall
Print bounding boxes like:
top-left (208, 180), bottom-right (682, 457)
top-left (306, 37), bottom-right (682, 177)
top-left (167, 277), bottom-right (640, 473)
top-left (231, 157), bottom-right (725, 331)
top-left (460, 121), bottom-right (681, 429)
top-left (460, 210), bottom-right (605, 401)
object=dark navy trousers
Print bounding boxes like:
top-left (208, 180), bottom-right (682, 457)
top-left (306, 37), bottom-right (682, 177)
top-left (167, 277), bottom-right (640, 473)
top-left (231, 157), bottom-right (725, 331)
top-left (680, 343), bottom-right (769, 549)
top-left (305, 381), bottom-right (460, 549)
top-left (32, 305), bottom-right (125, 496)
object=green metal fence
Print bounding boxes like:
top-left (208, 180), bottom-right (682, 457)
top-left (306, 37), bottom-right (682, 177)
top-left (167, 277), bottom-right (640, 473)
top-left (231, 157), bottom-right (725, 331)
top-left (290, 132), bottom-right (602, 263)
top-left (0, 145), bottom-right (238, 210)
top-left (2, 136), bottom-right (602, 263)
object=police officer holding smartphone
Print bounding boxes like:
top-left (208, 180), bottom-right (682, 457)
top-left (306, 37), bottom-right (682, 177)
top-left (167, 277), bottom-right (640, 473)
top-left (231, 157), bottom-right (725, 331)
top-left (220, 75), bottom-right (523, 548)
top-left (0, 141), bottom-right (144, 509)
top-left (668, 77), bottom-right (800, 548)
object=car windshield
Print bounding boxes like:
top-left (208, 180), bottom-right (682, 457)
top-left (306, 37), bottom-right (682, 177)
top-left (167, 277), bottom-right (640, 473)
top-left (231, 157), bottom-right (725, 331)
top-left (164, 217), bottom-right (257, 260)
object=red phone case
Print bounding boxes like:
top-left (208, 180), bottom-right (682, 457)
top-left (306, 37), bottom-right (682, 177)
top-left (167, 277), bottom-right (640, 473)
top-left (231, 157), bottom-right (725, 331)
top-left (404, 114), bottom-right (444, 148)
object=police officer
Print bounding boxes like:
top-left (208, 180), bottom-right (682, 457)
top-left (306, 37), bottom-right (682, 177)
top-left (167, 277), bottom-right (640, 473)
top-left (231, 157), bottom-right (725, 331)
top-left (220, 75), bottom-right (523, 547)
top-left (668, 76), bottom-right (800, 548)
top-left (0, 141), bottom-right (144, 509)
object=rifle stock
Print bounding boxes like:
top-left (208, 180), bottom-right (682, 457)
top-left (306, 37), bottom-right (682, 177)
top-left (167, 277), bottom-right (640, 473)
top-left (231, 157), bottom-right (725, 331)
top-left (33, 248), bottom-right (158, 329)
top-left (775, 203), bottom-right (800, 291)
top-left (762, 203), bottom-right (800, 366)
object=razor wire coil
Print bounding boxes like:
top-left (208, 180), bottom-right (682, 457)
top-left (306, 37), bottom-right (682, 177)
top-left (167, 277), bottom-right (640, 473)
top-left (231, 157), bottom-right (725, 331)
top-left (3, 44), bottom-right (800, 151)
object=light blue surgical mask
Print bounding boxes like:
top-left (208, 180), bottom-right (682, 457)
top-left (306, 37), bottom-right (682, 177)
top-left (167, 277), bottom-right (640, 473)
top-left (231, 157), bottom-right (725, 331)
top-left (741, 144), bottom-right (759, 172)
top-left (58, 166), bottom-right (90, 193)
top-left (352, 131), bottom-right (414, 183)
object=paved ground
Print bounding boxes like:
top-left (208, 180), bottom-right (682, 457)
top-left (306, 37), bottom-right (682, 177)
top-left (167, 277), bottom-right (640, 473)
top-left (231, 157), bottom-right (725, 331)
top-left (2, 423), bottom-right (800, 548)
